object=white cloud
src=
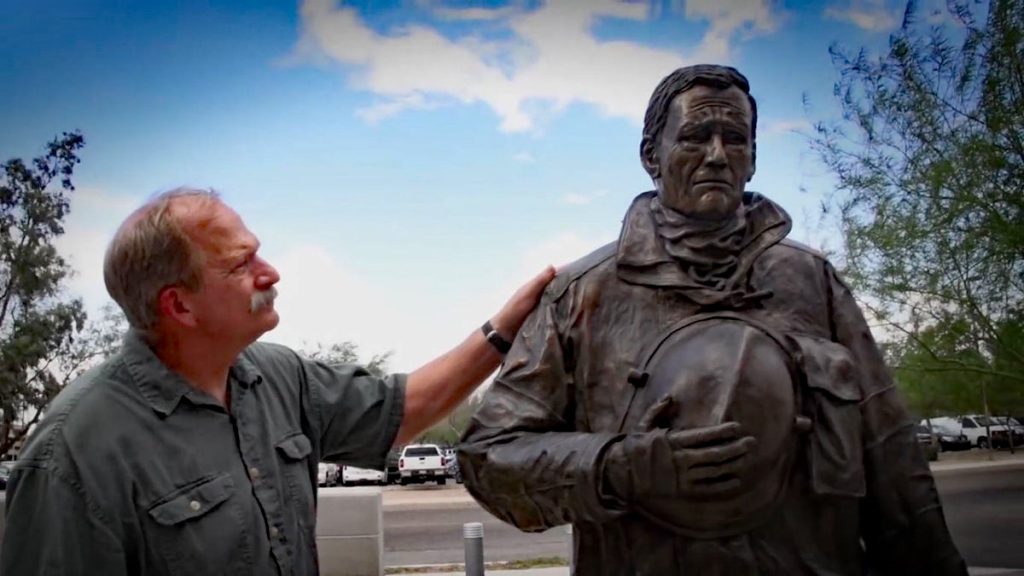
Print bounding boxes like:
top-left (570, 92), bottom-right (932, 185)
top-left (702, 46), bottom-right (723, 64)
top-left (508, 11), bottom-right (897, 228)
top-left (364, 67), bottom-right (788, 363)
top-left (824, 0), bottom-right (900, 32)
top-left (421, 1), bottom-right (519, 22)
top-left (55, 187), bottom-right (143, 313)
top-left (517, 230), bottom-right (614, 277)
top-left (562, 190), bottom-right (607, 205)
top-left (762, 118), bottom-right (812, 136)
top-left (684, 0), bottom-right (781, 62)
top-left (292, 0), bottom-right (782, 133)
top-left (513, 150), bottom-right (535, 163)
top-left (265, 230), bottom-right (610, 373)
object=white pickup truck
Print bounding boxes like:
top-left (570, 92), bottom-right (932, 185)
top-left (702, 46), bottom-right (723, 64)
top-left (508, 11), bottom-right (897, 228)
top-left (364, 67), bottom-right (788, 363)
top-left (398, 444), bottom-right (447, 485)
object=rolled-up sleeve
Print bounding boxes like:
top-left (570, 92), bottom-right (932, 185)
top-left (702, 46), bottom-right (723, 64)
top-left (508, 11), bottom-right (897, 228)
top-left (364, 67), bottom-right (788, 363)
top-left (2, 464), bottom-right (128, 576)
top-left (300, 360), bottom-right (406, 471)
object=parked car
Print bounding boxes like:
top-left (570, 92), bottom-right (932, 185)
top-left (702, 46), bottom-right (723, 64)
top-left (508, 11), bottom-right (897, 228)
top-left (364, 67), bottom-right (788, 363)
top-left (446, 454), bottom-right (463, 484)
top-left (925, 415), bottom-right (1023, 449)
top-left (317, 462), bottom-right (339, 486)
top-left (341, 465), bottom-right (386, 486)
top-left (915, 425), bottom-right (939, 461)
top-left (991, 417), bottom-right (1024, 448)
top-left (398, 444), bottom-right (446, 485)
top-left (385, 449), bottom-right (401, 485)
top-left (0, 461), bottom-right (13, 490)
top-left (925, 421), bottom-right (972, 452)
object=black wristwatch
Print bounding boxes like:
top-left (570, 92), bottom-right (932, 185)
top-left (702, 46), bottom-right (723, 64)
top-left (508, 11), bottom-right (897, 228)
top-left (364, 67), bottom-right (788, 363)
top-left (481, 320), bottom-right (512, 355)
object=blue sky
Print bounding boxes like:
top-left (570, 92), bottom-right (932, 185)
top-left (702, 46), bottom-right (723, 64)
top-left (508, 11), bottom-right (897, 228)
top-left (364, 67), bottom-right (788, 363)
top-left (1, 0), bottom-right (949, 371)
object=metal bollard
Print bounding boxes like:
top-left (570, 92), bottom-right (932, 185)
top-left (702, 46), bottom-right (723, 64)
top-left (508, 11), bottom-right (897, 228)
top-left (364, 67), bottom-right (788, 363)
top-left (464, 522), bottom-right (485, 576)
top-left (566, 524), bottom-right (574, 574)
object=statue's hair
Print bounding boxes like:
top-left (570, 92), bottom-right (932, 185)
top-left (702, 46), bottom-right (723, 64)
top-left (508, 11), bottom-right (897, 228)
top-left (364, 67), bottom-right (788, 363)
top-left (103, 187), bottom-right (221, 339)
top-left (641, 64), bottom-right (758, 166)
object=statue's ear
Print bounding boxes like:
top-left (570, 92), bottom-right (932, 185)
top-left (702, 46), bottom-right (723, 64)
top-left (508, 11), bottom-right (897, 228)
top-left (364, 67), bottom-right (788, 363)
top-left (640, 136), bottom-right (660, 180)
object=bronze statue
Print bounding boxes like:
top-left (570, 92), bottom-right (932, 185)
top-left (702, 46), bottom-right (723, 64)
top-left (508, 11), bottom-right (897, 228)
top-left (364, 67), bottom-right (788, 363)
top-left (458, 65), bottom-right (967, 575)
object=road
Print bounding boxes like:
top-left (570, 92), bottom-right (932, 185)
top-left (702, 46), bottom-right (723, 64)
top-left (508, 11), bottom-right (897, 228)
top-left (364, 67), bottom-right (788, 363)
top-left (936, 465), bottom-right (1024, 569)
top-left (383, 461), bottom-right (1024, 569)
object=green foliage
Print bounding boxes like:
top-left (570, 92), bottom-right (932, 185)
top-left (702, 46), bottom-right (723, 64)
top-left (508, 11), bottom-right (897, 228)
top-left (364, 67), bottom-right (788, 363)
top-left (415, 395), bottom-right (480, 446)
top-left (812, 0), bottom-right (1024, 414)
top-left (297, 341), bottom-right (392, 379)
top-left (0, 132), bottom-right (93, 454)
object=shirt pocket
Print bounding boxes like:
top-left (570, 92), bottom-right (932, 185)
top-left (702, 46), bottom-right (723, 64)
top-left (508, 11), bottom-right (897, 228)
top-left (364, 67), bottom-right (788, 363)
top-left (791, 334), bottom-right (866, 498)
top-left (146, 473), bottom-right (247, 575)
top-left (275, 432), bottom-right (316, 523)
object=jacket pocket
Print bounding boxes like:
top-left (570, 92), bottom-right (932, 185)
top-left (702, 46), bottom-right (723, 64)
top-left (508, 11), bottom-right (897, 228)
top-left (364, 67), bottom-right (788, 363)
top-left (791, 334), bottom-right (866, 498)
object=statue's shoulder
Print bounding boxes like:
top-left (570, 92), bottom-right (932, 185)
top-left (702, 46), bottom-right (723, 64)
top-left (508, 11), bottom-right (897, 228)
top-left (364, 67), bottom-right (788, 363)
top-left (776, 237), bottom-right (828, 262)
top-left (547, 241), bottom-right (617, 301)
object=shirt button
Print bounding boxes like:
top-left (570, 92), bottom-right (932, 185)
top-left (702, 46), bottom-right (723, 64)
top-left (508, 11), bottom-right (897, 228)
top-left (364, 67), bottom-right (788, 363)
top-left (269, 526), bottom-right (280, 538)
top-left (249, 467), bottom-right (260, 479)
top-left (189, 500), bottom-right (201, 511)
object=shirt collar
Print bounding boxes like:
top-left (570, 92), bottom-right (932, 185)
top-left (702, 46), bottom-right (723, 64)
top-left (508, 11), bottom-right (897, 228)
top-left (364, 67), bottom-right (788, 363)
top-left (120, 330), bottom-right (265, 417)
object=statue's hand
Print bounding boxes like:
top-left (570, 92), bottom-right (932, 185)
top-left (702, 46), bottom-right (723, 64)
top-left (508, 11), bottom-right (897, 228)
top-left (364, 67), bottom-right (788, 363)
top-left (602, 418), bottom-right (756, 501)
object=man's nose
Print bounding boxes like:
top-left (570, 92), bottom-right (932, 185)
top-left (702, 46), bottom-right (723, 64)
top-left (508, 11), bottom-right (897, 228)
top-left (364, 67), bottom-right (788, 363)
top-left (704, 135), bottom-right (727, 169)
top-left (254, 256), bottom-right (280, 289)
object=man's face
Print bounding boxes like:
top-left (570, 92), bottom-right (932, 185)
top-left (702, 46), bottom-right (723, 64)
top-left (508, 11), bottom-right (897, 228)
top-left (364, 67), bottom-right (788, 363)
top-left (183, 201), bottom-right (281, 346)
top-left (644, 84), bottom-right (754, 220)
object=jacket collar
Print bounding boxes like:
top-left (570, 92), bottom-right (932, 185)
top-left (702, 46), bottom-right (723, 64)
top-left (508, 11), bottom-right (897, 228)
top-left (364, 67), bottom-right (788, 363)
top-left (616, 191), bottom-right (792, 305)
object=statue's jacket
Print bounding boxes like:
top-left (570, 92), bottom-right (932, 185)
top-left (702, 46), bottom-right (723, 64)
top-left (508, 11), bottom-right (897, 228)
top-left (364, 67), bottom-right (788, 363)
top-left (459, 192), bottom-right (967, 576)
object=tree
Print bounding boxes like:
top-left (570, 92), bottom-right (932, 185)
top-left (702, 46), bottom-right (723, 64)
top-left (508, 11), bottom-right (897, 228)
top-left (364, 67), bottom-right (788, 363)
top-left (811, 0), bottom-right (1024, 414)
top-left (297, 341), bottom-right (392, 378)
top-left (415, 396), bottom-right (480, 446)
top-left (0, 131), bottom-right (95, 455)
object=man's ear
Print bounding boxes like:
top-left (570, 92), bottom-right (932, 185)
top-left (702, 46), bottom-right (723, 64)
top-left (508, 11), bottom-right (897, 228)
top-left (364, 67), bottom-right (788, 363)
top-left (157, 285), bottom-right (197, 328)
top-left (747, 152), bottom-right (757, 182)
top-left (640, 137), bottom-right (660, 180)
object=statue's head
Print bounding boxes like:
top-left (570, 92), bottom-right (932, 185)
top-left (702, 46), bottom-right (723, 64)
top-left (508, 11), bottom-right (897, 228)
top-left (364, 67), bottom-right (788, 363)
top-left (641, 65), bottom-right (758, 221)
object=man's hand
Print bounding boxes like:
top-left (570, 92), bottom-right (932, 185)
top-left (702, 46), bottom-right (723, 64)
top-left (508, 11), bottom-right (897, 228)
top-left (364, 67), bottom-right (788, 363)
top-left (489, 265), bottom-right (557, 341)
top-left (602, 397), bottom-right (757, 501)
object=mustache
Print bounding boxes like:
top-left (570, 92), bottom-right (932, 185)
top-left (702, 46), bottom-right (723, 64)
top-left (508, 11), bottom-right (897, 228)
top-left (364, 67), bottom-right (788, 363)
top-left (250, 286), bottom-right (278, 313)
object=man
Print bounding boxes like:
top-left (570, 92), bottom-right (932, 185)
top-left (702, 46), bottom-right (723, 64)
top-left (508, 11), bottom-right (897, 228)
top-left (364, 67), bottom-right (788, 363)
top-left (1, 188), bottom-right (555, 575)
top-left (459, 65), bottom-right (967, 575)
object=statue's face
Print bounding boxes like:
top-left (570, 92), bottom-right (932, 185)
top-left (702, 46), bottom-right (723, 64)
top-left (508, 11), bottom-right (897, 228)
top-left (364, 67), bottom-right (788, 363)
top-left (645, 84), bottom-right (754, 220)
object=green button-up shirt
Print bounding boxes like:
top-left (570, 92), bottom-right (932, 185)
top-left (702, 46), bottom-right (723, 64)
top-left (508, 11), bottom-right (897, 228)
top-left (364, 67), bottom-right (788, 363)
top-left (1, 330), bottom-right (405, 575)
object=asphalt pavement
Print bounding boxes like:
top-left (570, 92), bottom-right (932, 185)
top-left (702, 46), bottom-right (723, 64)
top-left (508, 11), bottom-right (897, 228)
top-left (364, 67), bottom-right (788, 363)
top-left (383, 449), bottom-right (1024, 574)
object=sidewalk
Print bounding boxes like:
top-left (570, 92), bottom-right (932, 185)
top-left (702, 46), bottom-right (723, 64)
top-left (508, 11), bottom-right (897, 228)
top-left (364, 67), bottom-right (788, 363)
top-left (930, 448), bottom-right (1024, 473)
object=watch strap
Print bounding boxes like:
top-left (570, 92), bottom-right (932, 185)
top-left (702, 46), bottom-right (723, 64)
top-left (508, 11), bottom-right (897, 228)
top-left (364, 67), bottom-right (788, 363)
top-left (481, 320), bottom-right (512, 355)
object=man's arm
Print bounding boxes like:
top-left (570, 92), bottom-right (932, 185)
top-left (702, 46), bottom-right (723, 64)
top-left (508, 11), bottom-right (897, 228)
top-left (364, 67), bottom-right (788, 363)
top-left (825, 263), bottom-right (967, 576)
top-left (1, 464), bottom-right (129, 576)
top-left (395, 266), bottom-right (555, 445)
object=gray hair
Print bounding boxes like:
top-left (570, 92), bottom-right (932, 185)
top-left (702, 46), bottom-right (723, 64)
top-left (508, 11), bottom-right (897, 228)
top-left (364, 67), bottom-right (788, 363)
top-left (103, 187), bottom-right (221, 337)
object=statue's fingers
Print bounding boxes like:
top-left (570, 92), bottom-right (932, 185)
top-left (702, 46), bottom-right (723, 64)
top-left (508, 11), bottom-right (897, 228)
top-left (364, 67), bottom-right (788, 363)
top-left (637, 395), bottom-right (676, 430)
top-left (667, 422), bottom-right (742, 448)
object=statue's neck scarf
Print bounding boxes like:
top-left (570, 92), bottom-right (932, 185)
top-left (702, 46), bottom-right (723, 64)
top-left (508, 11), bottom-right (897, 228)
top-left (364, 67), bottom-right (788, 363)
top-left (617, 191), bottom-right (792, 308)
